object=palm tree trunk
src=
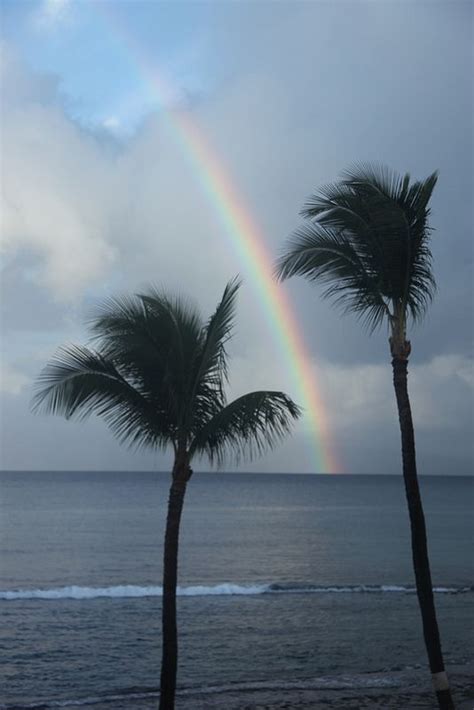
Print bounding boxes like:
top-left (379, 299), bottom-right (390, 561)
top-left (391, 356), bottom-right (455, 710)
top-left (159, 472), bottom-right (188, 710)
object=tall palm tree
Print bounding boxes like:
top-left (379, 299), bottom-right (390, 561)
top-left (276, 164), bottom-right (454, 710)
top-left (32, 278), bottom-right (301, 710)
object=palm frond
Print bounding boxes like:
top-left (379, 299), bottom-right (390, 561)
top-left (139, 289), bottom-right (203, 405)
top-left (88, 294), bottom-right (172, 392)
top-left (275, 223), bottom-right (390, 332)
top-left (189, 391), bottom-right (301, 466)
top-left (198, 276), bottom-right (241, 385)
top-left (89, 288), bottom-right (206, 432)
top-left (183, 277), bottom-right (241, 436)
top-left (340, 162), bottom-right (411, 201)
top-left (32, 344), bottom-right (173, 450)
top-left (279, 164), bottom-right (438, 330)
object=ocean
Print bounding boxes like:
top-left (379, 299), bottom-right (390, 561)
top-left (1, 471), bottom-right (473, 709)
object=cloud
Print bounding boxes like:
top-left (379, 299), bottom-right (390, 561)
top-left (0, 0), bottom-right (472, 473)
top-left (319, 355), bottom-right (474, 434)
top-left (0, 47), bottom-right (241, 305)
top-left (0, 42), bottom-right (58, 106)
top-left (1, 49), bottom-right (118, 299)
top-left (0, 363), bottom-right (30, 395)
top-left (102, 116), bottom-right (120, 131)
top-left (33, 0), bottom-right (73, 30)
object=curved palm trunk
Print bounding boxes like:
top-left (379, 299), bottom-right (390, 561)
top-left (391, 355), bottom-right (454, 710)
top-left (159, 470), bottom-right (188, 710)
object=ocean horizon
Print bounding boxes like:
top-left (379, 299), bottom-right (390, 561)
top-left (3, 469), bottom-right (472, 476)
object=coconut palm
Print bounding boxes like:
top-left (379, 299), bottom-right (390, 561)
top-left (276, 164), bottom-right (454, 710)
top-left (32, 278), bottom-right (301, 710)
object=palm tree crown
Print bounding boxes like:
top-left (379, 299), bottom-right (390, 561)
top-left (33, 278), bottom-right (301, 465)
top-left (276, 163), bottom-right (438, 339)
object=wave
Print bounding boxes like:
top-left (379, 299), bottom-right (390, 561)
top-left (3, 665), bottom-right (473, 709)
top-left (0, 688), bottom-right (158, 709)
top-left (0, 676), bottom-right (419, 709)
top-left (1, 582), bottom-right (472, 600)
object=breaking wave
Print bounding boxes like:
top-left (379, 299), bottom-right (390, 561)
top-left (1, 582), bottom-right (472, 600)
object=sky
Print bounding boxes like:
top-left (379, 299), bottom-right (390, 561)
top-left (0, 0), bottom-right (472, 475)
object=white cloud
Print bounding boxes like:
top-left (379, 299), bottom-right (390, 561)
top-left (102, 116), bottom-right (120, 131)
top-left (0, 362), bottom-right (30, 395)
top-left (0, 48), bottom-right (243, 304)
top-left (1, 50), bottom-right (118, 299)
top-left (427, 354), bottom-right (474, 387)
top-left (34, 0), bottom-right (72, 30)
top-left (1, 103), bottom-right (118, 298)
top-left (318, 355), bottom-right (474, 433)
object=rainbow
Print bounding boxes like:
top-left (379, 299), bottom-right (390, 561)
top-left (94, 6), bottom-right (339, 474)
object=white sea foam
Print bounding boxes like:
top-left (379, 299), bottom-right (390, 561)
top-left (0, 583), bottom-right (470, 600)
top-left (0, 583), bottom-right (268, 600)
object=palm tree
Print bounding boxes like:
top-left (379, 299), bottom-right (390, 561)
top-left (32, 278), bottom-right (301, 710)
top-left (275, 164), bottom-right (454, 710)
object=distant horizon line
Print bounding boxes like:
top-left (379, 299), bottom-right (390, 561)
top-left (1, 469), bottom-right (472, 478)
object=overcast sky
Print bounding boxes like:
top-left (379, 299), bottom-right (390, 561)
top-left (0, 0), bottom-right (472, 475)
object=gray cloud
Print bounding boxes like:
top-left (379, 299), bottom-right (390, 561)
top-left (1, 2), bottom-right (472, 474)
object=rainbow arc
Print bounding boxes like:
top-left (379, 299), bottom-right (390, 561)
top-left (94, 5), bottom-right (339, 473)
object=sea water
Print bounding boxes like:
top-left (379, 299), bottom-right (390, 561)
top-left (1, 471), bottom-right (472, 708)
